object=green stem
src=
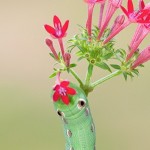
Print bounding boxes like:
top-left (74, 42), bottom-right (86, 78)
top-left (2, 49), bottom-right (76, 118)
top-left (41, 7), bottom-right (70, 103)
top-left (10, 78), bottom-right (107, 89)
top-left (91, 70), bottom-right (122, 88)
top-left (85, 64), bottom-right (93, 86)
top-left (70, 69), bottom-right (83, 86)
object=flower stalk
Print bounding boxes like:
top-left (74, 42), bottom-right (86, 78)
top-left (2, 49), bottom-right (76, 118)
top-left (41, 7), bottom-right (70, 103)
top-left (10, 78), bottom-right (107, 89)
top-left (70, 69), bottom-right (84, 87)
top-left (85, 64), bottom-right (94, 86)
top-left (91, 70), bottom-right (122, 88)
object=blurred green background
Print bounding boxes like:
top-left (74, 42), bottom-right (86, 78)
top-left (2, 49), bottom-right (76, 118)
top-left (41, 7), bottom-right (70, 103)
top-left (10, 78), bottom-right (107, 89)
top-left (0, 0), bottom-right (150, 150)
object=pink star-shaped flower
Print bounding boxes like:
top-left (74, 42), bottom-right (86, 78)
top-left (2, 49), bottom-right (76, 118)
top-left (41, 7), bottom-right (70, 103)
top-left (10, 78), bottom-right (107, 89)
top-left (120, 0), bottom-right (149, 23)
top-left (44, 15), bottom-right (69, 39)
top-left (53, 81), bottom-right (76, 105)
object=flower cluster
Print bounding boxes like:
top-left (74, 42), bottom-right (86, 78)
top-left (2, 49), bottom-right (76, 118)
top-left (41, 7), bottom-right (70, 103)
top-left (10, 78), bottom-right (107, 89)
top-left (83, 0), bottom-right (150, 70)
top-left (44, 0), bottom-right (150, 103)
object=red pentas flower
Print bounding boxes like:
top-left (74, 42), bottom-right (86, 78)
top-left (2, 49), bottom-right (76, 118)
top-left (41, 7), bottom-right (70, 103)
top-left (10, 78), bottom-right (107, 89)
top-left (44, 15), bottom-right (69, 39)
top-left (53, 80), bottom-right (76, 105)
top-left (103, 0), bottom-right (150, 44)
top-left (120, 0), bottom-right (149, 23)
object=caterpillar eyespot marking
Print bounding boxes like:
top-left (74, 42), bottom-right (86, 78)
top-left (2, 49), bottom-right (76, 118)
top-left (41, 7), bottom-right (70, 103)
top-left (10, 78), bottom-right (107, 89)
top-left (57, 109), bottom-right (65, 117)
top-left (77, 98), bottom-right (86, 109)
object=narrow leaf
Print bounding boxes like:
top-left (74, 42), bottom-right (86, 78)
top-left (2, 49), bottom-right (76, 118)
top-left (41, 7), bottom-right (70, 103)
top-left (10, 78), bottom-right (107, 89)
top-left (96, 62), bottom-right (112, 72)
top-left (69, 63), bottom-right (77, 68)
top-left (132, 69), bottom-right (139, 76)
top-left (49, 53), bottom-right (55, 59)
top-left (123, 72), bottom-right (127, 81)
top-left (103, 53), bottom-right (113, 60)
top-left (49, 72), bottom-right (57, 78)
top-left (110, 64), bottom-right (121, 70)
top-left (77, 56), bottom-right (84, 61)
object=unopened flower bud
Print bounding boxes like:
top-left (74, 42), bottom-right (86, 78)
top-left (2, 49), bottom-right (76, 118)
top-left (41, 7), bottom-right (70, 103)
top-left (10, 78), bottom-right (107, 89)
top-left (45, 38), bottom-right (59, 60)
top-left (110, 14), bottom-right (125, 33)
top-left (64, 52), bottom-right (71, 67)
top-left (115, 14), bottom-right (125, 24)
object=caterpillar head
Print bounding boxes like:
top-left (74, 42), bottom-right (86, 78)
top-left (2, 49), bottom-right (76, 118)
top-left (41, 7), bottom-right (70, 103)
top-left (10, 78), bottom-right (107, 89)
top-left (52, 82), bottom-right (89, 121)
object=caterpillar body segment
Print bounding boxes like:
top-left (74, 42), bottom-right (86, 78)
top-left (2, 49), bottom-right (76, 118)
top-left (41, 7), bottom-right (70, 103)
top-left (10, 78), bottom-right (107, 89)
top-left (53, 83), bottom-right (96, 150)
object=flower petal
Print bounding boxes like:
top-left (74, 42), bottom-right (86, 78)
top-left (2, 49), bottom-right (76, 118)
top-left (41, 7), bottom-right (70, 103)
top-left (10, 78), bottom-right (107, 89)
top-left (53, 84), bottom-right (60, 90)
top-left (128, 0), bottom-right (134, 13)
top-left (139, 0), bottom-right (145, 10)
top-left (60, 81), bottom-right (70, 87)
top-left (144, 12), bottom-right (150, 23)
top-left (62, 20), bottom-right (69, 36)
top-left (66, 87), bottom-right (76, 95)
top-left (53, 15), bottom-right (62, 29)
top-left (120, 6), bottom-right (129, 17)
top-left (53, 92), bottom-right (60, 102)
top-left (44, 25), bottom-right (55, 35)
top-left (61, 95), bottom-right (70, 105)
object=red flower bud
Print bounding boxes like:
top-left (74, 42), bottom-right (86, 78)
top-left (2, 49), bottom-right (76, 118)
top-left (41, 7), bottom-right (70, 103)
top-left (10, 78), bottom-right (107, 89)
top-left (64, 52), bottom-right (71, 67)
top-left (45, 38), bottom-right (59, 60)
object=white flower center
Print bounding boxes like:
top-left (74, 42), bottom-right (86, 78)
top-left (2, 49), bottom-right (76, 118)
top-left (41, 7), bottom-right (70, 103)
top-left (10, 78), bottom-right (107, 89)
top-left (58, 87), bottom-right (67, 96)
top-left (55, 23), bottom-right (62, 36)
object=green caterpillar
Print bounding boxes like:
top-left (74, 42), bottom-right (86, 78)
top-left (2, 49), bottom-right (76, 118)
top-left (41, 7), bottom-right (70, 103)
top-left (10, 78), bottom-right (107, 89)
top-left (53, 82), bottom-right (96, 150)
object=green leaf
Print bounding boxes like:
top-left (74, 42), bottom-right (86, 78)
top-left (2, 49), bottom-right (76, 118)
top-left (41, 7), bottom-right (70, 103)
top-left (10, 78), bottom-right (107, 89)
top-left (96, 62), bottom-right (112, 72)
top-left (49, 72), bottom-right (57, 78)
top-left (76, 51), bottom-right (83, 56)
top-left (103, 53), bottom-right (113, 60)
top-left (67, 45), bottom-right (76, 53)
top-left (58, 52), bottom-right (61, 59)
top-left (123, 72), bottom-right (127, 81)
top-left (115, 49), bottom-right (126, 61)
top-left (69, 63), bottom-right (77, 68)
top-left (139, 64), bottom-right (144, 67)
top-left (49, 53), bottom-right (55, 59)
top-left (77, 45), bottom-right (85, 52)
top-left (127, 72), bottom-right (134, 78)
top-left (132, 69), bottom-right (139, 76)
top-left (67, 68), bottom-right (70, 73)
top-left (110, 64), bottom-right (121, 70)
top-left (77, 56), bottom-right (84, 61)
